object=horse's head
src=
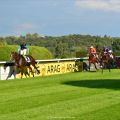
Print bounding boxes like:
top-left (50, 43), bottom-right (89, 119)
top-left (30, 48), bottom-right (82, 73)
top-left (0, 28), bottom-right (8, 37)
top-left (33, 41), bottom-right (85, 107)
top-left (100, 52), bottom-right (111, 64)
top-left (10, 52), bottom-right (19, 61)
top-left (89, 53), bottom-right (95, 59)
top-left (89, 53), bottom-right (99, 64)
top-left (107, 53), bottom-right (115, 63)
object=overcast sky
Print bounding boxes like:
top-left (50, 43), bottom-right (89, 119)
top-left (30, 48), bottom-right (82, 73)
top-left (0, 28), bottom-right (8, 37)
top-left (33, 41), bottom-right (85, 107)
top-left (0, 0), bottom-right (120, 37)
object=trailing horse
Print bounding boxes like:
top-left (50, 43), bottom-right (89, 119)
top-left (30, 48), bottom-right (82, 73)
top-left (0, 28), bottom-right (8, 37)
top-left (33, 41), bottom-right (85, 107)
top-left (88, 53), bottom-right (99, 71)
top-left (10, 52), bottom-right (40, 79)
top-left (99, 51), bottom-right (115, 73)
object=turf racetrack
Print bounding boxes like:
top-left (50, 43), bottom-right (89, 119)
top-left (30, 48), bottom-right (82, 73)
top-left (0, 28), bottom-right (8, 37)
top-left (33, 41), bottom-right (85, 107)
top-left (0, 69), bottom-right (120, 120)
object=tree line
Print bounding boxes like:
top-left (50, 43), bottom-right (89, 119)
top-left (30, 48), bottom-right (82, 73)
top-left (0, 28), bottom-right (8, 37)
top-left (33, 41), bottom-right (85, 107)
top-left (0, 33), bottom-right (120, 58)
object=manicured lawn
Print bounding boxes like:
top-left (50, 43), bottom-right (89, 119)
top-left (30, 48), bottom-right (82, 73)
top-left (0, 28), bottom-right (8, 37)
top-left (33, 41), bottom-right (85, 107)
top-left (0, 69), bottom-right (120, 120)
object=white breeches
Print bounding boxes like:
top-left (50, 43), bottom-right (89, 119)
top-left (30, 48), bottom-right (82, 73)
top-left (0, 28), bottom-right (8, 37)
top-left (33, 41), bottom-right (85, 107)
top-left (20, 49), bottom-right (27, 55)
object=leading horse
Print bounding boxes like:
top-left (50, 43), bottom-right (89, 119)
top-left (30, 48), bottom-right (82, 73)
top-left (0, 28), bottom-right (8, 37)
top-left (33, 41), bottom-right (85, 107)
top-left (10, 52), bottom-right (40, 79)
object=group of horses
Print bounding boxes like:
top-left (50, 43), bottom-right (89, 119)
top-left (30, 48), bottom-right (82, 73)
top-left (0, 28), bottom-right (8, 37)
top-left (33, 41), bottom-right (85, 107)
top-left (5, 50), bottom-right (116, 80)
top-left (5, 52), bottom-right (40, 80)
top-left (88, 51), bottom-right (116, 73)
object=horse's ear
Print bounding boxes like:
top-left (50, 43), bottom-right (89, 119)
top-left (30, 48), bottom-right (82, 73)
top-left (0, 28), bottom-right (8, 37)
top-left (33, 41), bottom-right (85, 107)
top-left (11, 51), bottom-right (14, 54)
top-left (11, 51), bottom-right (16, 54)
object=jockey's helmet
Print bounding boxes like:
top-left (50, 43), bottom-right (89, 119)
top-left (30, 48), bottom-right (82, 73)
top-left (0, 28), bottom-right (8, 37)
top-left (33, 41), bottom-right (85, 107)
top-left (109, 50), bottom-right (112, 53)
top-left (90, 46), bottom-right (93, 48)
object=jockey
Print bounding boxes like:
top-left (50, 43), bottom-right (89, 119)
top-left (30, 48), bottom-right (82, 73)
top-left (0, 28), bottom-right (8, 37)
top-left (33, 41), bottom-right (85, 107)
top-left (18, 43), bottom-right (30, 62)
top-left (102, 45), bottom-right (110, 54)
top-left (102, 45), bottom-right (114, 58)
top-left (18, 43), bottom-right (29, 55)
top-left (89, 46), bottom-right (99, 64)
top-left (89, 46), bottom-right (97, 56)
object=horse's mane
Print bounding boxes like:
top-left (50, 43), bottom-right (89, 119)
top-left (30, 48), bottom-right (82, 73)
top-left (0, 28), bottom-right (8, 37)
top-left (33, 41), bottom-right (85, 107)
top-left (11, 52), bottom-right (25, 61)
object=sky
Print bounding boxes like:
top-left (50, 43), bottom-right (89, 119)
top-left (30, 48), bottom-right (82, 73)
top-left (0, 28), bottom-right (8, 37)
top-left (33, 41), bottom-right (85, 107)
top-left (0, 0), bottom-right (120, 37)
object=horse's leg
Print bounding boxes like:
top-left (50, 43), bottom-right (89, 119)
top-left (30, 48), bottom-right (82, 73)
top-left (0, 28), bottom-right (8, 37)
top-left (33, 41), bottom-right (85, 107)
top-left (27, 56), bottom-right (40, 74)
top-left (29, 56), bottom-right (40, 74)
top-left (107, 63), bottom-right (111, 72)
top-left (26, 69), bottom-right (30, 77)
top-left (21, 71), bottom-right (23, 79)
top-left (24, 67), bottom-right (29, 78)
top-left (31, 63), bottom-right (40, 74)
top-left (26, 67), bottom-right (30, 77)
top-left (13, 66), bottom-right (17, 79)
top-left (94, 63), bottom-right (98, 71)
top-left (89, 62), bottom-right (91, 71)
top-left (28, 66), bottom-right (34, 77)
top-left (20, 66), bottom-right (25, 79)
top-left (101, 63), bottom-right (105, 74)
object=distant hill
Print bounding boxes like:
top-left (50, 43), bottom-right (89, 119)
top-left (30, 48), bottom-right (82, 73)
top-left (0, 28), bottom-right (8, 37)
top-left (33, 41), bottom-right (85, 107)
top-left (0, 45), bottom-right (53, 61)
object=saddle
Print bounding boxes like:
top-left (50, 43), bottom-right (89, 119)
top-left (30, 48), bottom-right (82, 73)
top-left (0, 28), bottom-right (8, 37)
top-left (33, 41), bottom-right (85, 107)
top-left (22, 55), bottom-right (30, 62)
top-left (109, 54), bottom-right (114, 59)
top-left (25, 56), bottom-right (30, 62)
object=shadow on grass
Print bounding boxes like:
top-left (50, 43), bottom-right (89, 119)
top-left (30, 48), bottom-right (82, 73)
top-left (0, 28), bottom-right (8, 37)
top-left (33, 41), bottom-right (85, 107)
top-left (63, 79), bottom-right (120, 90)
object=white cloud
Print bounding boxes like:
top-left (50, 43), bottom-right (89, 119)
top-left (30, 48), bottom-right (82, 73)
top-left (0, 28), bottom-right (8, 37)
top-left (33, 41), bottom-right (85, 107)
top-left (75, 0), bottom-right (120, 12)
top-left (16, 23), bottom-right (36, 30)
top-left (14, 23), bottom-right (37, 34)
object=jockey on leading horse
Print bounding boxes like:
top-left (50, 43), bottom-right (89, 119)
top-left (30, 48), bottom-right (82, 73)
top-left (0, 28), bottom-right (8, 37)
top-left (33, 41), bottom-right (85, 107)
top-left (18, 43), bottom-right (30, 62)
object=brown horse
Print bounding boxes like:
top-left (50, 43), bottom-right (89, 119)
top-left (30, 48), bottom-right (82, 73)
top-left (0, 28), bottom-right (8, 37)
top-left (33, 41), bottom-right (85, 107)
top-left (88, 53), bottom-right (99, 71)
top-left (10, 52), bottom-right (40, 78)
top-left (99, 51), bottom-right (115, 73)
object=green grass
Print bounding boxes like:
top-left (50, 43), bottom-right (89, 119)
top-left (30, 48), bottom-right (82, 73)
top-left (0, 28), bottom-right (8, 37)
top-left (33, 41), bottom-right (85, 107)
top-left (0, 45), bottom-right (53, 61)
top-left (0, 69), bottom-right (120, 120)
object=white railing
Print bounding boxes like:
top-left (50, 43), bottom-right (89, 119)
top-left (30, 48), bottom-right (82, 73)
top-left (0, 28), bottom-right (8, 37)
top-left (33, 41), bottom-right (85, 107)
top-left (0, 57), bottom-right (88, 80)
top-left (36, 57), bottom-right (88, 63)
top-left (0, 57), bottom-right (88, 64)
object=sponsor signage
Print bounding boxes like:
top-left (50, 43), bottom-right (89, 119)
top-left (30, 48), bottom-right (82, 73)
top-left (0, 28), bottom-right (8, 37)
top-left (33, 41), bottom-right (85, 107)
top-left (16, 61), bottom-right (81, 78)
top-left (0, 58), bottom-right (83, 80)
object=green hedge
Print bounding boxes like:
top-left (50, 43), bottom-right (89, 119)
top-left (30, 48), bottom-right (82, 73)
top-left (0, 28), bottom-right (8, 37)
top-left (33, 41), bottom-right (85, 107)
top-left (0, 45), bottom-right (53, 61)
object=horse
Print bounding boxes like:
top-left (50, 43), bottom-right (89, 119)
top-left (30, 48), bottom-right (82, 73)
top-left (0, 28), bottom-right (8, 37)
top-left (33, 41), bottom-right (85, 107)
top-left (88, 53), bottom-right (99, 71)
top-left (99, 51), bottom-right (115, 73)
top-left (10, 52), bottom-right (40, 79)
top-left (6, 65), bottom-right (30, 80)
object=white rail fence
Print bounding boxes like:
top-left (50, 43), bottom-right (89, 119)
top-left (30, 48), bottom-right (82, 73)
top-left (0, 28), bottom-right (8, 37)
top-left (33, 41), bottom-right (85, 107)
top-left (0, 57), bottom-right (88, 80)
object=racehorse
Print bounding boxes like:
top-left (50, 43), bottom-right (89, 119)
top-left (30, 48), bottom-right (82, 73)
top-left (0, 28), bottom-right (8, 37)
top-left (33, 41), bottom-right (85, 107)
top-left (99, 51), bottom-right (115, 73)
top-left (5, 64), bottom-right (29, 80)
top-left (88, 53), bottom-right (99, 71)
top-left (10, 52), bottom-right (40, 78)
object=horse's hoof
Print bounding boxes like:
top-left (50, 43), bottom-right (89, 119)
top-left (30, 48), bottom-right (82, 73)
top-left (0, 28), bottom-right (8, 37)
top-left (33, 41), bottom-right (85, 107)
top-left (37, 72), bottom-right (40, 75)
top-left (100, 66), bottom-right (103, 68)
